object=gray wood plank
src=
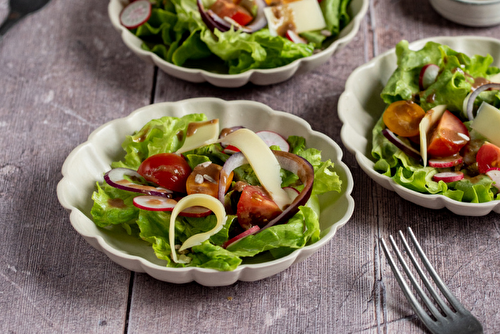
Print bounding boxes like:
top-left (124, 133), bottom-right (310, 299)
top-left (0, 0), bottom-right (153, 332)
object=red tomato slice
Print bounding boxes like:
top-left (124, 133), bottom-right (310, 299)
top-left (210, 0), bottom-right (253, 26)
top-left (427, 110), bottom-right (470, 158)
top-left (137, 153), bottom-right (192, 193)
top-left (476, 142), bottom-right (500, 174)
top-left (236, 185), bottom-right (282, 229)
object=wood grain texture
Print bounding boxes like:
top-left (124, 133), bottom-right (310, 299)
top-left (0, 0), bottom-right (499, 333)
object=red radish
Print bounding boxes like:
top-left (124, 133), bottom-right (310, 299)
top-left (428, 155), bottom-right (464, 168)
top-left (120, 0), bottom-right (152, 29)
top-left (433, 171), bottom-right (464, 183)
top-left (419, 64), bottom-right (440, 90)
top-left (486, 168), bottom-right (500, 191)
top-left (222, 225), bottom-right (260, 249)
top-left (223, 145), bottom-right (240, 155)
top-left (133, 196), bottom-right (212, 217)
top-left (382, 128), bottom-right (423, 164)
top-left (256, 130), bottom-right (290, 152)
top-left (283, 187), bottom-right (300, 201)
top-left (286, 30), bottom-right (307, 44)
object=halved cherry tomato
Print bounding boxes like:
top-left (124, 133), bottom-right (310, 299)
top-left (186, 163), bottom-right (233, 197)
top-left (476, 142), bottom-right (500, 174)
top-left (236, 185), bottom-right (282, 229)
top-left (210, 0), bottom-right (253, 26)
top-left (137, 153), bottom-right (192, 193)
top-left (427, 110), bottom-right (469, 158)
top-left (383, 100), bottom-right (426, 137)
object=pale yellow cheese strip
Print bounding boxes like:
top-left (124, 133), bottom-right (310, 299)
top-left (169, 194), bottom-right (227, 263)
top-left (471, 102), bottom-right (500, 147)
top-left (176, 120), bottom-right (219, 154)
top-left (419, 105), bottom-right (447, 167)
top-left (218, 129), bottom-right (291, 210)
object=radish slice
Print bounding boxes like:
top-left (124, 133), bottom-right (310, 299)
top-left (104, 168), bottom-right (173, 197)
top-left (283, 187), bottom-right (300, 201)
top-left (133, 196), bottom-right (177, 211)
top-left (223, 145), bottom-right (241, 155)
top-left (133, 195), bottom-right (212, 217)
top-left (419, 64), bottom-right (440, 90)
top-left (428, 155), bottom-right (464, 168)
top-left (286, 30), bottom-right (307, 44)
top-left (465, 83), bottom-right (500, 120)
top-left (120, 0), bottom-right (152, 29)
top-left (486, 168), bottom-right (500, 191)
top-left (382, 129), bottom-right (423, 164)
top-left (433, 172), bottom-right (464, 183)
top-left (256, 131), bottom-right (290, 152)
top-left (222, 225), bottom-right (260, 249)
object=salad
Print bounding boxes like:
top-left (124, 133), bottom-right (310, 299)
top-left (372, 40), bottom-right (500, 204)
top-left (91, 113), bottom-right (342, 271)
top-left (118, 0), bottom-right (352, 74)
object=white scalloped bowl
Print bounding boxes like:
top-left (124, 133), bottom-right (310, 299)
top-left (108, 0), bottom-right (368, 87)
top-left (57, 98), bottom-right (354, 286)
top-left (338, 36), bottom-right (500, 216)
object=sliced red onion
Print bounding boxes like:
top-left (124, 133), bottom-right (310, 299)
top-left (218, 152), bottom-right (248, 205)
top-left (382, 129), bottom-right (423, 165)
top-left (222, 225), bottom-right (260, 249)
top-left (133, 195), bottom-right (212, 217)
top-left (104, 168), bottom-right (173, 198)
top-left (465, 83), bottom-right (500, 120)
top-left (259, 151), bottom-right (314, 230)
top-left (197, 0), bottom-right (267, 33)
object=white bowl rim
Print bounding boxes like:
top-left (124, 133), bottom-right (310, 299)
top-left (339, 35), bottom-right (500, 216)
top-left (58, 98), bottom-right (355, 282)
top-left (107, 0), bottom-right (369, 81)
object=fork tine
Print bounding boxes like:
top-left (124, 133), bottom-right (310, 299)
top-left (406, 227), bottom-right (465, 313)
top-left (380, 237), bottom-right (435, 327)
top-left (387, 234), bottom-right (444, 320)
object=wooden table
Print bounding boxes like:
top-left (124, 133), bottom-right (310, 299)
top-left (1, 0), bottom-right (499, 333)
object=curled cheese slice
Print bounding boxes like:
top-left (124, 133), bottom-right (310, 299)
top-left (169, 194), bottom-right (227, 263)
top-left (419, 105), bottom-right (446, 167)
top-left (218, 128), bottom-right (291, 210)
top-left (176, 119), bottom-right (219, 154)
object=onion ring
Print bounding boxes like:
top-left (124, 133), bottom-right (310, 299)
top-left (465, 83), bottom-right (500, 120)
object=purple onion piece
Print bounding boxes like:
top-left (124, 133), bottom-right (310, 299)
top-left (104, 168), bottom-right (173, 198)
top-left (197, 0), bottom-right (267, 34)
top-left (466, 83), bottom-right (500, 120)
top-left (382, 129), bottom-right (423, 165)
top-left (218, 153), bottom-right (248, 211)
top-left (260, 151), bottom-right (314, 231)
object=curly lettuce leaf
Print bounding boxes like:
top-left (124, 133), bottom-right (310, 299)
top-left (91, 182), bottom-right (139, 228)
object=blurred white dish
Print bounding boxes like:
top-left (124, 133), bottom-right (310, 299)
top-left (108, 0), bottom-right (368, 87)
top-left (430, 0), bottom-right (500, 27)
top-left (338, 36), bottom-right (500, 216)
top-left (57, 98), bottom-right (354, 286)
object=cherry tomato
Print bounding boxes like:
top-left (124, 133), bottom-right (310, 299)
top-left (427, 110), bottom-right (469, 158)
top-left (476, 142), bottom-right (500, 174)
top-left (210, 0), bottom-right (253, 26)
top-left (186, 163), bottom-right (233, 197)
top-left (137, 153), bottom-right (192, 193)
top-left (236, 185), bottom-right (282, 229)
top-left (383, 100), bottom-right (426, 137)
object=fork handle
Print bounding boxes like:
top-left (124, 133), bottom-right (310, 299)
top-left (0, 11), bottom-right (26, 38)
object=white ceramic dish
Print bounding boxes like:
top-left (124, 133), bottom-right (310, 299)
top-left (430, 0), bottom-right (500, 27)
top-left (108, 0), bottom-right (368, 87)
top-left (57, 98), bottom-right (354, 286)
top-left (338, 36), bottom-right (500, 216)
